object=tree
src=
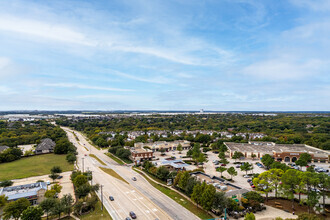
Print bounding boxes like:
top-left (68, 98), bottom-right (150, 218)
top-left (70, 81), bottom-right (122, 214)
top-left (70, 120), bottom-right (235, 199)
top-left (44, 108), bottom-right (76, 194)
top-left (45, 189), bottom-right (57, 198)
top-left (197, 153), bottom-right (207, 164)
top-left (220, 158), bottom-right (229, 165)
top-left (201, 184), bottom-right (216, 211)
top-left (251, 154), bottom-right (256, 160)
top-left (268, 169), bottom-right (284, 198)
top-left (0, 180), bottom-right (13, 187)
top-left (212, 191), bottom-right (230, 212)
top-left (49, 172), bottom-right (59, 183)
top-left (40, 198), bottom-right (56, 220)
top-left (227, 167), bottom-right (237, 180)
top-left (3, 198), bottom-right (30, 220)
top-left (191, 183), bottom-right (203, 207)
top-left (305, 191), bottom-right (320, 214)
top-left (177, 143), bottom-right (183, 153)
top-left (73, 175), bottom-right (88, 187)
top-left (261, 154), bottom-right (274, 169)
top-left (218, 151), bottom-right (225, 160)
top-left (76, 184), bottom-right (92, 198)
top-left (61, 194), bottom-right (74, 216)
top-left (21, 206), bottom-right (43, 220)
top-left (245, 191), bottom-right (264, 203)
top-left (185, 176), bottom-right (198, 196)
top-left (51, 199), bottom-right (65, 219)
top-left (66, 153), bottom-right (77, 164)
top-left (178, 171), bottom-right (190, 189)
top-left (159, 148), bottom-right (166, 155)
top-left (51, 166), bottom-right (62, 174)
top-left (51, 183), bottom-right (62, 193)
top-left (281, 169), bottom-right (301, 210)
top-left (232, 151), bottom-right (244, 162)
top-left (253, 171), bottom-right (272, 201)
top-left (173, 171), bottom-right (182, 186)
top-left (317, 172), bottom-right (330, 211)
top-left (217, 167), bottom-right (227, 177)
top-left (244, 212), bottom-right (256, 220)
top-left (0, 195), bottom-right (8, 208)
top-left (156, 166), bottom-right (170, 181)
top-left (240, 163), bottom-right (253, 175)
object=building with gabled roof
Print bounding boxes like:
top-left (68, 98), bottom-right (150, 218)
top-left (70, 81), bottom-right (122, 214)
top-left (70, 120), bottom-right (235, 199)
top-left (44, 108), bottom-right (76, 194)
top-left (35, 138), bottom-right (55, 154)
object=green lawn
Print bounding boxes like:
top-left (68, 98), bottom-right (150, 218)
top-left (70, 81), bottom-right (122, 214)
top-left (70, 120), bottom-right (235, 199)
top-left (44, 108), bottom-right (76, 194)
top-left (133, 168), bottom-right (213, 219)
top-left (0, 154), bottom-right (74, 181)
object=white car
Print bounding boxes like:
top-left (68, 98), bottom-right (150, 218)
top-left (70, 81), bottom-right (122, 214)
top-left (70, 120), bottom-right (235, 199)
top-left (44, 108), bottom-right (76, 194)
top-left (243, 175), bottom-right (250, 178)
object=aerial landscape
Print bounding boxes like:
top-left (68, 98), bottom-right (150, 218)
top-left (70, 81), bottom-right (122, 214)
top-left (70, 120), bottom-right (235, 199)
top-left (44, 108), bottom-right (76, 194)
top-left (0, 1), bottom-right (329, 220)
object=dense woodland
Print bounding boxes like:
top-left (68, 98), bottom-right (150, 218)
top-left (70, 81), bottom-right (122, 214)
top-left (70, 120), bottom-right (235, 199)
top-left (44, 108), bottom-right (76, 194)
top-left (56, 114), bottom-right (330, 150)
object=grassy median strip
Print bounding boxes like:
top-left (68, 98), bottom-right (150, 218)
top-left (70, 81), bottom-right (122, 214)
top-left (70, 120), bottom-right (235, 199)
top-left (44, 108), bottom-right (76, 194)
top-left (0, 154), bottom-right (74, 181)
top-left (90, 154), bottom-right (106, 166)
top-left (133, 168), bottom-right (212, 219)
top-left (105, 153), bottom-right (124, 165)
top-left (100, 167), bottom-right (129, 184)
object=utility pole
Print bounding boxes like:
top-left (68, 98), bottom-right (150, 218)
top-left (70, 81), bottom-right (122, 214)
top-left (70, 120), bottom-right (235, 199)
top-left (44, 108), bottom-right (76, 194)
top-left (101, 185), bottom-right (104, 211)
top-left (82, 157), bottom-right (85, 173)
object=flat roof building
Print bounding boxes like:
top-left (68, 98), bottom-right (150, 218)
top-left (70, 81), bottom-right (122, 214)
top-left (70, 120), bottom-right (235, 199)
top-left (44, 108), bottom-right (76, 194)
top-left (130, 147), bottom-right (153, 164)
top-left (134, 140), bottom-right (191, 152)
top-left (225, 141), bottom-right (330, 163)
top-left (0, 182), bottom-right (47, 205)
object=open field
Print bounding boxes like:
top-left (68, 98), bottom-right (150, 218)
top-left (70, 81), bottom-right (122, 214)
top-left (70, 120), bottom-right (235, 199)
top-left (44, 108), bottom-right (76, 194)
top-left (133, 168), bottom-right (213, 219)
top-left (99, 167), bottom-right (129, 184)
top-left (0, 154), bottom-right (74, 181)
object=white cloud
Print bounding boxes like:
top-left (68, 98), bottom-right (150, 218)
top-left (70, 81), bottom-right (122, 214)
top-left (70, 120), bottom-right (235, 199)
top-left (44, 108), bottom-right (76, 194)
top-left (46, 83), bottom-right (133, 92)
top-left (242, 58), bottom-right (325, 80)
top-left (290, 0), bottom-right (330, 11)
top-left (0, 15), bottom-right (96, 46)
top-left (108, 69), bottom-right (171, 84)
top-left (0, 57), bottom-right (10, 69)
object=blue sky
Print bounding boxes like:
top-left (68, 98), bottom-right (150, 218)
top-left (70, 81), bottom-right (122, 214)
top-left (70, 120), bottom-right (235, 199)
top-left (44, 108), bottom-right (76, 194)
top-left (0, 0), bottom-right (329, 111)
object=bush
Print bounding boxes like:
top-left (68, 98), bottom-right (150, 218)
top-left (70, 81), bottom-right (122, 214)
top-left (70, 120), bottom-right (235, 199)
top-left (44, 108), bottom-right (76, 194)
top-left (0, 180), bottom-right (13, 187)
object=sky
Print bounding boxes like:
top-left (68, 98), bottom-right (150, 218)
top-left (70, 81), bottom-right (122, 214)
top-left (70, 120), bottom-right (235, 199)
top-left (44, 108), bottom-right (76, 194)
top-left (0, 0), bottom-right (329, 111)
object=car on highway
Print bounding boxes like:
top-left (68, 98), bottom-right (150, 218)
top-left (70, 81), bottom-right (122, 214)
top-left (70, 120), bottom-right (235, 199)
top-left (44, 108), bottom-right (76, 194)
top-left (129, 211), bottom-right (137, 219)
top-left (132, 177), bottom-right (137, 181)
top-left (109, 196), bottom-right (114, 201)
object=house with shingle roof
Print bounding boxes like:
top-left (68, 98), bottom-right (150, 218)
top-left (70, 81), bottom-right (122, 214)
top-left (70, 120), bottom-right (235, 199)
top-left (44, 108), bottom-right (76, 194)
top-left (35, 138), bottom-right (55, 154)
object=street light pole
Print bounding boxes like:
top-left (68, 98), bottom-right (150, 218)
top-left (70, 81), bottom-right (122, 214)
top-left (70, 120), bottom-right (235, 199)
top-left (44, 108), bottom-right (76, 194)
top-left (82, 157), bottom-right (85, 173)
top-left (101, 185), bottom-right (104, 211)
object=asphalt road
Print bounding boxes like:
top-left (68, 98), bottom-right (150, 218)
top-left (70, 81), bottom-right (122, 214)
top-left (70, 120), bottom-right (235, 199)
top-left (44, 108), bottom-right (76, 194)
top-left (63, 127), bottom-right (173, 220)
top-left (62, 127), bottom-right (200, 220)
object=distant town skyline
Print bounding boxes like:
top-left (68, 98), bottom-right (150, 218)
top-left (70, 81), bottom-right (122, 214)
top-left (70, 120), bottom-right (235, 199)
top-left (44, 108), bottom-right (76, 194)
top-left (0, 0), bottom-right (329, 111)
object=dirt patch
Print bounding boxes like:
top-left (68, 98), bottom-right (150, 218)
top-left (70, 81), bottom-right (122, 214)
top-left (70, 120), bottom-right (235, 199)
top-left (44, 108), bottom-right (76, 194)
top-left (264, 198), bottom-right (329, 219)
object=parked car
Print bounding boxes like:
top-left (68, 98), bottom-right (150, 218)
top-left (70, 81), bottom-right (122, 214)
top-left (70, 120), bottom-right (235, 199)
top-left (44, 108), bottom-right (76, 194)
top-left (109, 196), bottom-right (114, 201)
top-left (251, 185), bottom-right (255, 188)
top-left (235, 165), bottom-right (241, 168)
top-left (129, 211), bottom-right (137, 219)
top-left (132, 177), bottom-right (137, 181)
top-left (125, 218), bottom-right (131, 220)
top-left (243, 175), bottom-right (250, 178)
top-left (221, 164), bottom-right (227, 166)
top-left (247, 179), bottom-right (252, 183)
top-left (57, 175), bottom-right (63, 179)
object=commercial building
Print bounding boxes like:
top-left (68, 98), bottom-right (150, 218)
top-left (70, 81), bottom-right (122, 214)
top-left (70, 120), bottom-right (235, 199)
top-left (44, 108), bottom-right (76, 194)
top-left (130, 147), bottom-right (153, 164)
top-left (134, 140), bottom-right (191, 152)
top-left (159, 158), bottom-right (190, 171)
top-left (0, 182), bottom-right (47, 205)
top-left (225, 141), bottom-right (330, 163)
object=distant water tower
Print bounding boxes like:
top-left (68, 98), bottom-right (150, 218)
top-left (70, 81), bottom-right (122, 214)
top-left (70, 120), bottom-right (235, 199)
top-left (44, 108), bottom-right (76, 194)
top-left (200, 109), bottom-right (204, 113)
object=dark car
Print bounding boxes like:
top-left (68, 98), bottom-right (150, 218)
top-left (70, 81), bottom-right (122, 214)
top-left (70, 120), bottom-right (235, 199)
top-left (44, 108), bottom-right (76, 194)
top-left (221, 164), bottom-right (226, 166)
top-left (109, 196), bottom-right (114, 201)
top-left (132, 177), bottom-right (137, 181)
top-left (57, 175), bottom-right (63, 179)
top-left (247, 179), bottom-right (252, 183)
top-left (125, 218), bottom-right (131, 220)
top-left (129, 211), bottom-right (137, 219)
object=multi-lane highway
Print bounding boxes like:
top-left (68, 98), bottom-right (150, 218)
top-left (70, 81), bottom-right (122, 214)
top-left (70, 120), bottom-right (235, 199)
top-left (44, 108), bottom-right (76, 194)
top-left (62, 127), bottom-right (199, 220)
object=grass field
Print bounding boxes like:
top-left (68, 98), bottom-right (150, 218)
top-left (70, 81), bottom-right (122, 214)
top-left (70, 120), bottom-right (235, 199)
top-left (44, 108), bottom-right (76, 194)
top-left (90, 154), bottom-right (106, 166)
top-left (133, 168), bottom-right (213, 219)
top-left (99, 167), bottom-right (129, 184)
top-left (0, 154), bottom-right (74, 181)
